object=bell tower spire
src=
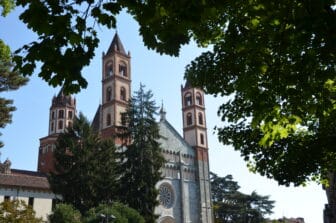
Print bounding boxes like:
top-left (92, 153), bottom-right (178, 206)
top-left (38, 88), bottom-right (76, 173)
top-left (181, 80), bottom-right (213, 223)
top-left (100, 33), bottom-right (131, 141)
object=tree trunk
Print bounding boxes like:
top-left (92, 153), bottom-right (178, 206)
top-left (324, 172), bottom-right (336, 223)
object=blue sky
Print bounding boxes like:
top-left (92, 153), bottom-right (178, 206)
top-left (0, 7), bottom-right (327, 223)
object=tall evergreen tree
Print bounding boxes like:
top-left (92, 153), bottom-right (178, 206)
top-left (49, 113), bottom-right (119, 213)
top-left (211, 172), bottom-right (274, 223)
top-left (118, 84), bottom-right (164, 223)
top-left (0, 40), bottom-right (28, 147)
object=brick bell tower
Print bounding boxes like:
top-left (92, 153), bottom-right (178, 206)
top-left (100, 33), bottom-right (131, 142)
top-left (38, 89), bottom-right (76, 173)
top-left (181, 81), bottom-right (213, 223)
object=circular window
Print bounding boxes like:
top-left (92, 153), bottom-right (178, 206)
top-left (159, 183), bottom-right (174, 208)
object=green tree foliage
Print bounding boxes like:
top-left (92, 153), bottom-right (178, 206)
top-left (0, 40), bottom-right (28, 147)
top-left (84, 202), bottom-right (145, 223)
top-left (183, 1), bottom-right (336, 187)
top-left (118, 84), bottom-right (164, 223)
top-left (9, 0), bottom-right (228, 93)
top-left (49, 203), bottom-right (82, 223)
top-left (0, 0), bottom-right (15, 16)
top-left (211, 172), bottom-right (274, 223)
top-left (49, 113), bottom-right (119, 213)
top-left (0, 199), bottom-right (43, 223)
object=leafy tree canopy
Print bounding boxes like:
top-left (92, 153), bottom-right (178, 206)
top-left (3, 0), bottom-right (335, 186)
top-left (211, 172), bottom-right (274, 223)
top-left (0, 200), bottom-right (43, 223)
top-left (84, 202), bottom-right (145, 223)
top-left (183, 1), bottom-right (336, 186)
top-left (49, 112), bottom-right (119, 213)
top-left (49, 203), bottom-right (82, 223)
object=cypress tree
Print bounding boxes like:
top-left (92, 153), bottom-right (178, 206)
top-left (118, 84), bottom-right (164, 223)
top-left (49, 113), bottom-right (119, 213)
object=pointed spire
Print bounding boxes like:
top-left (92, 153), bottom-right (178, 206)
top-left (183, 79), bottom-right (192, 89)
top-left (160, 101), bottom-right (167, 121)
top-left (107, 32), bottom-right (126, 55)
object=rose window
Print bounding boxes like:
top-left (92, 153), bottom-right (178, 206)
top-left (159, 183), bottom-right (174, 208)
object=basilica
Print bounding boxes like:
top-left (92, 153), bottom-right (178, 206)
top-left (37, 33), bottom-right (213, 223)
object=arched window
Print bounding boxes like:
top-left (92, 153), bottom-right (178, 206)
top-left (119, 62), bottom-right (127, 77)
top-left (106, 113), bottom-right (111, 126)
top-left (120, 87), bottom-right (126, 101)
top-left (58, 110), bottom-right (64, 118)
top-left (106, 87), bottom-right (112, 102)
top-left (58, 120), bottom-right (63, 129)
top-left (51, 111), bottom-right (55, 119)
top-left (196, 93), bottom-right (202, 105)
top-left (51, 122), bottom-right (54, 131)
top-left (105, 62), bottom-right (113, 77)
top-left (184, 93), bottom-right (192, 106)
top-left (187, 113), bottom-right (192, 126)
top-left (200, 133), bottom-right (205, 145)
top-left (198, 112), bottom-right (203, 125)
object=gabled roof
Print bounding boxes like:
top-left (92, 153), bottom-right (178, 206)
top-left (106, 33), bottom-right (126, 55)
top-left (0, 169), bottom-right (50, 191)
top-left (158, 119), bottom-right (195, 156)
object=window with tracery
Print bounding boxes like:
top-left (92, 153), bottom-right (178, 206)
top-left (159, 183), bottom-right (174, 208)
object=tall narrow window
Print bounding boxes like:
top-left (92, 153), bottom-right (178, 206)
top-left (187, 113), bottom-right (192, 126)
top-left (106, 87), bottom-right (112, 102)
top-left (51, 111), bottom-right (55, 119)
top-left (105, 62), bottom-right (113, 77)
top-left (200, 133), bottom-right (205, 145)
top-left (68, 121), bottom-right (73, 128)
top-left (184, 93), bottom-right (192, 106)
top-left (106, 113), bottom-right (111, 126)
top-left (119, 62), bottom-right (127, 77)
top-left (68, 111), bottom-right (73, 119)
top-left (121, 112), bottom-right (127, 126)
top-left (120, 87), bottom-right (126, 101)
top-left (196, 93), bottom-right (202, 105)
top-left (198, 112), bottom-right (203, 125)
top-left (58, 120), bottom-right (63, 129)
top-left (58, 110), bottom-right (64, 118)
top-left (28, 197), bottom-right (34, 207)
top-left (51, 122), bottom-right (54, 132)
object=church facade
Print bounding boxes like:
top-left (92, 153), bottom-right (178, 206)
top-left (37, 33), bottom-right (213, 223)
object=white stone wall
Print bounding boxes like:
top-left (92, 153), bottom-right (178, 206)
top-left (0, 188), bottom-right (57, 222)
